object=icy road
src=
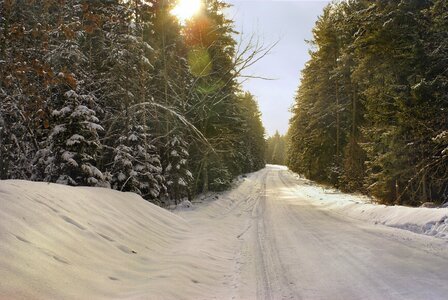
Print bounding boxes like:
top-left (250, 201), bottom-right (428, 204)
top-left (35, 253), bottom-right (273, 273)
top-left (1, 165), bottom-right (448, 299)
top-left (220, 165), bottom-right (448, 300)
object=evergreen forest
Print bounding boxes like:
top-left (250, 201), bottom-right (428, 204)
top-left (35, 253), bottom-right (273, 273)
top-left (288, 0), bottom-right (448, 206)
top-left (0, 0), bottom-right (266, 205)
top-left (265, 131), bottom-right (287, 165)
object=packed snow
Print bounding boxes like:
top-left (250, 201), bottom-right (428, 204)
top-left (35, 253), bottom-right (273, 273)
top-left (1, 165), bottom-right (448, 299)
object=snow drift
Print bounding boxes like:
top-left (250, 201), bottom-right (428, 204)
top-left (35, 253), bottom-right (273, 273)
top-left (0, 179), bottom-right (249, 300)
top-left (288, 171), bottom-right (448, 239)
top-left (0, 180), bottom-right (189, 299)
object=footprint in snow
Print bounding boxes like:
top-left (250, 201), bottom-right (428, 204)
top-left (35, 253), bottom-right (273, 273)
top-left (53, 255), bottom-right (70, 265)
top-left (117, 244), bottom-right (137, 254)
top-left (14, 235), bottom-right (31, 244)
top-left (97, 233), bottom-right (114, 242)
top-left (60, 215), bottom-right (86, 230)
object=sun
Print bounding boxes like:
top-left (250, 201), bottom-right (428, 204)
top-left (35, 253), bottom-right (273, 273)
top-left (171, 0), bottom-right (202, 24)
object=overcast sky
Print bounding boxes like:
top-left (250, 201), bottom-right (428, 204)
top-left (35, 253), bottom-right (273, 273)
top-left (226, 0), bottom-right (329, 136)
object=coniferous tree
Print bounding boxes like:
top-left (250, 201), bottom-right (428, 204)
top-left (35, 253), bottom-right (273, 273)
top-left (1, 0), bottom-right (268, 205)
top-left (148, 0), bottom-right (194, 202)
top-left (288, 0), bottom-right (448, 205)
top-left (237, 92), bottom-right (266, 172)
top-left (266, 131), bottom-right (287, 166)
top-left (30, 0), bottom-right (106, 186)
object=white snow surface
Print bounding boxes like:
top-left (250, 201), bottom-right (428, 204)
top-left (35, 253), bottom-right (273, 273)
top-left (286, 169), bottom-right (448, 239)
top-left (0, 178), bottom-right (259, 299)
top-left (1, 165), bottom-right (448, 299)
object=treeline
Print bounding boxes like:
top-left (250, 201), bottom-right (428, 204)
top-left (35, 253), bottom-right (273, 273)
top-left (0, 0), bottom-right (266, 205)
top-left (288, 0), bottom-right (447, 206)
top-left (265, 131), bottom-right (287, 165)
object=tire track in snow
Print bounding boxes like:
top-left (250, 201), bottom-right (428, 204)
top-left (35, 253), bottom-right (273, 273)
top-left (274, 168), bottom-right (448, 300)
top-left (253, 169), bottom-right (299, 300)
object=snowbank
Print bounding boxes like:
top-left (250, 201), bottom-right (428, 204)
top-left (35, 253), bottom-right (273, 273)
top-left (288, 172), bottom-right (448, 239)
top-left (0, 179), bottom-right (248, 299)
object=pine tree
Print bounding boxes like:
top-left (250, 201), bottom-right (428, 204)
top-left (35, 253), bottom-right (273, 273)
top-left (163, 136), bottom-right (193, 203)
top-left (288, 0), bottom-right (448, 205)
top-left (266, 131), bottom-right (287, 166)
top-left (147, 0), bottom-right (195, 203)
top-left (237, 92), bottom-right (266, 172)
top-left (0, 0), bottom-right (268, 205)
top-left (0, 0), bottom-right (56, 179)
top-left (75, 0), bottom-right (167, 201)
top-left (30, 0), bottom-right (107, 186)
top-left (34, 90), bottom-right (106, 186)
top-left (110, 122), bottom-right (165, 200)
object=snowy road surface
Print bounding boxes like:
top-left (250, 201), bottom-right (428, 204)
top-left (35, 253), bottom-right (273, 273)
top-left (223, 165), bottom-right (448, 300)
top-left (1, 165), bottom-right (448, 299)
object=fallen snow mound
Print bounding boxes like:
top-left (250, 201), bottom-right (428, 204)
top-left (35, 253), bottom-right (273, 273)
top-left (0, 180), bottom-right (196, 299)
top-left (289, 172), bottom-right (448, 239)
top-left (175, 199), bottom-right (193, 210)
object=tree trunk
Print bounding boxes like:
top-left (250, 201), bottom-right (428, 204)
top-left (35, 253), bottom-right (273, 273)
top-left (352, 88), bottom-right (356, 138)
top-left (335, 72), bottom-right (340, 159)
top-left (202, 157), bottom-right (209, 193)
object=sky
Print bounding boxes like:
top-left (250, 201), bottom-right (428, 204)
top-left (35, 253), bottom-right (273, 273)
top-left (226, 0), bottom-right (329, 136)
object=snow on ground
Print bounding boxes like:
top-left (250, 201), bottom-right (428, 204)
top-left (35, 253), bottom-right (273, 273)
top-left (0, 179), bottom-right (258, 300)
top-left (0, 172), bottom-right (267, 300)
top-left (1, 166), bottom-right (448, 299)
top-left (255, 166), bottom-right (448, 299)
top-left (287, 170), bottom-right (448, 239)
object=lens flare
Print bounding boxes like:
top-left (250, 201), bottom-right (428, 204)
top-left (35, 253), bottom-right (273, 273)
top-left (187, 48), bottom-right (212, 77)
top-left (171, 0), bottom-right (202, 24)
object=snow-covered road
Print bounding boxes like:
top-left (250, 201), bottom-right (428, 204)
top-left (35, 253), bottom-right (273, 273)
top-left (1, 165), bottom-right (448, 299)
top-left (221, 165), bottom-right (448, 300)
top-left (231, 166), bottom-right (448, 299)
